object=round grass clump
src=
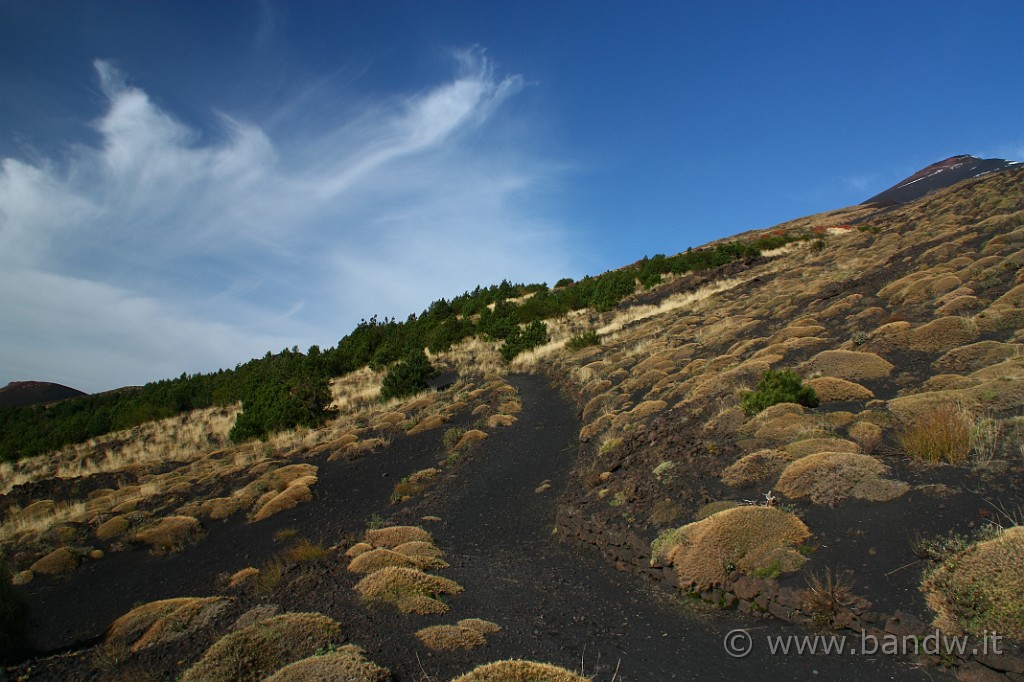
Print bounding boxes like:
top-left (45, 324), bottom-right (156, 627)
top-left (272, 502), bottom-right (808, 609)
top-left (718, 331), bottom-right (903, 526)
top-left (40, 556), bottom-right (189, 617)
top-left (365, 526), bottom-right (432, 548)
top-left (457, 618), bottom-right (502, 634)
top-left (450, 660), bottom-right (589, 682)
top-left (106, 597), bottom-right (231, 654)
top-left (181, 612), bottom-right (342, 682)
top-left (776, 452), bottom-right (908, 505)
top-left (264, 644), bottom-right (390, 682)
top-left (392, 541), bottom-right (444, 559)
top-left (415, 625), bottom-right (487, 651)
top-left (354, 566), bottom-right (462, 615)
top-left (721, 450), bottom-right (792, 488)
top-left (921, 526), bottom-right (1024, 639)
top-left (29, 547), bottom-right (80, 575)
top-left (133, 515), bottom-right (203, 553)
top-left (655, 506), bottom-right (810, 590)
top-left (347, 548), bottom-right (418, 574)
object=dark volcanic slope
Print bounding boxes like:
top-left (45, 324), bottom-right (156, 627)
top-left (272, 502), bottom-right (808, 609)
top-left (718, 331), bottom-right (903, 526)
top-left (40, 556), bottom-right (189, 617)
top-left (0, 382), bottom-right (87, 408)
top-left (863, 154), bottom-right (1020, 206)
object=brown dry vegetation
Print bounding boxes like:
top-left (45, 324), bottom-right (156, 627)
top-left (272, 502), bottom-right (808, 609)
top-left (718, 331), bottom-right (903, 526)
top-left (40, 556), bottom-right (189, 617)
top-left (4, 167), bottom-right (1024, 678)
top-left (450, 660), bottom-right (590, 682)
top-left (181, 612), bottom-right (343, 682)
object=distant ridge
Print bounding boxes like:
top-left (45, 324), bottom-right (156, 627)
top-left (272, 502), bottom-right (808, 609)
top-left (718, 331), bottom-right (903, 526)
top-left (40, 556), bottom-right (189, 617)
top-left (863, 154), bottom-right (1021, 206)
top-left (0, 381), bottom-right (87, 408)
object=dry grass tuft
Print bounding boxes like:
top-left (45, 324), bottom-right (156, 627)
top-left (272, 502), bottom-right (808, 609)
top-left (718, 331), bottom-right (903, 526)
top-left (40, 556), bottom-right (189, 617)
top-left (847, 421), bottom-right (883, 454)
top-left (132, 516), bottom-right (203, 553)
top-left (345, 542), bottom-right (374, 558)
top-left (392, 541), bottom-right (444, 559)
top-left (353, 566), bottom-right (462, 615)
top-left (365, 526), bottom-right (432, 548)
top-left (415, 624), bottom-right (487, 651)
top-left (721, 450), bottom-right (792, 488)
top-left (800, 350), bottom-right (894, 382)
top-left (897, 402), bottom-right (975, 465)
top-left (347, 548), bottom-right (418, 574)
top-left (454, 429), bottom-right (488, 450)
top-left (804, 377), bottom-right (874, 402)
top-left (654, 506), bottom-right (810, 590)
top-left (776, 452), bottom-right (908, 505)
top-left (181, 612), bottom-right (342, 682)
top-left (29, 546), bottom-right (80, 575)
top-left (450, 659), bottom-right (589, 682)
top-left (105, 597), bottom-right (231, 654)
top-left (921, 526), bottom-right (1024, 638)
top-left (252, 483), bottom-right (315, 522)
top-left (457, 618), bottom-right (502, 634)
top-left (263, 644), bottom-right (391, 682)
top-left (227, 567), bottom-right (259, 589)
top-left (803, 568), bottom-right (855, 631)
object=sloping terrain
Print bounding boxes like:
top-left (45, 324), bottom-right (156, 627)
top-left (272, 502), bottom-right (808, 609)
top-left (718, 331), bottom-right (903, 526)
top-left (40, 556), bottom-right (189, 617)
top-left (864, 154), bottom-right (1020, 206)
top-left (0, 383), bottom-right (86, 409)
top-left (2, 161), bottom-right (1024, 680)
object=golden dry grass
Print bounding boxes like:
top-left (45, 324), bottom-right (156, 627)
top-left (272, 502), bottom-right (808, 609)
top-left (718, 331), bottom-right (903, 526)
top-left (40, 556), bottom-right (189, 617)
top-left (263, 645), bottom-right (390, 682)
top-left (132, 515), bottom-right (203, 553)
top-left (0, 500), bottom-right (89, 543)
top-left (450, 659), bottom-right (590, 682)
top-left (29, 546), bottom-right (80, 575)
top-left (896, 402), bottom-right (974, 465)
top-left (921, 526), bottom-right (1024, 638)
top-left (721, 449), bottom-right (793, 487)
top-left (457, 618), bottom-right (502, 634)
top-left (251, 483), bottom-right (314, 522)
top-left (847, 421), bottom-right (883, 454)
top-left (654, 506), bottom-right (810, 590)
top-left (105, 597), bottom-right (231, 654)
top-left (181, 612), bottom-right (342, 682)
top-left (804, 377), bottom-right (874, 402)
top-left (227, 567), bottom-right (259, 588)
top-left (365, 526), bottom-right (432, 548)
top-left (800, 350), bottom-right (894, 382)
top-left (415, 624), bottom-right (487, 651)
top-left (353, 566), bottom-right (462, 615)
top-left (392, 540), bottom-right (444, 559)
top-left (775, 452), bottom-right (908, 505)
top-left (347, 548), bottom-right (419, 574)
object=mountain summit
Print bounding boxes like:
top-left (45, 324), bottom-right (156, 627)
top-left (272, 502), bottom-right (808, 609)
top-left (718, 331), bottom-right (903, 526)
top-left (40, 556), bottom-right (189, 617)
top-left (0, 381), bottom-right (86, 408)
top-left (863, 154), bottom-right (1021, 206)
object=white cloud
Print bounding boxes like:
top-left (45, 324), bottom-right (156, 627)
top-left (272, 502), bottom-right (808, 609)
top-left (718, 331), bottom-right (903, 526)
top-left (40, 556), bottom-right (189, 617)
top-left (0, 50), bottom-right (572, 392)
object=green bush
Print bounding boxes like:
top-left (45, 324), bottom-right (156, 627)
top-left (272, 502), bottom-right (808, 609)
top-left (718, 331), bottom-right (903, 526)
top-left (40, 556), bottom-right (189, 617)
top-left (499, 320), bottom-right (549, 362)
top-left (380, 349), bottom-right (438, 401)
top-left (741, 369), bottom-right (819, 415)
top-left (0, 563), bottom-right (29, 663)
top-left (565, 330), bottom-right (601, 351)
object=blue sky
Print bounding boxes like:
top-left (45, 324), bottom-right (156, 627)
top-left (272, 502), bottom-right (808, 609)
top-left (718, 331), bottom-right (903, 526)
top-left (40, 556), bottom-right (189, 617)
top-left (2, 1), bottom-right (1022, 393)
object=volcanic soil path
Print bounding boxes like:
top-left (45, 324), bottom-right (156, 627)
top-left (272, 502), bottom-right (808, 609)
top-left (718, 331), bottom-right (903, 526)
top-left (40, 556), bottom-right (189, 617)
top-left (401, 374), bottom-right (943, 681)
top-left (15, 375), bottom-right (948, 680)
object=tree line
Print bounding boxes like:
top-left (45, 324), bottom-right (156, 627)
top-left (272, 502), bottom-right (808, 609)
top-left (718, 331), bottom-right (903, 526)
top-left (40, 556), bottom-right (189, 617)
top-left (0, 231), bottom-right (807, 462)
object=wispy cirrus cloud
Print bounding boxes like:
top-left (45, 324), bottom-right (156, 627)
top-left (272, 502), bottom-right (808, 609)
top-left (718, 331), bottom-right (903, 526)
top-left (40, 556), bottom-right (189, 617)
top-left (0, 49), bottom-right (572, 392)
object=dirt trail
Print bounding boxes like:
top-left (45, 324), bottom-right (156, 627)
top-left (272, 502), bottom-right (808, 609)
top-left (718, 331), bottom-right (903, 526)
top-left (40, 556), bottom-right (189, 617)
top-left (15, 374), bottom-right (947, 680)
top-left (407, 374), bottom-right (942, 681)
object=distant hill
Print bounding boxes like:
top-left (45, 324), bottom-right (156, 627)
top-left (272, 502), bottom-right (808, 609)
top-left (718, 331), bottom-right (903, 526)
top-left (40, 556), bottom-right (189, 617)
top-left (863, 154), bottom-right (1020, 206)
top-left (0, 381), bottom-right (87, 408)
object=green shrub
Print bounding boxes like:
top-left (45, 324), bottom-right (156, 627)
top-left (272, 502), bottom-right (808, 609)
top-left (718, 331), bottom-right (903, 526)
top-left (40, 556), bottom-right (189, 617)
top-left (742, 369), bottom-right (819, 415)
top-left (565, 330), bottom-right (601, 351)
top-left (499, 320), bottom-right (549, 362)
top-left (380, 349), bottom-right (438, 401)
top-left (0, 563), bottom-right (29, 663)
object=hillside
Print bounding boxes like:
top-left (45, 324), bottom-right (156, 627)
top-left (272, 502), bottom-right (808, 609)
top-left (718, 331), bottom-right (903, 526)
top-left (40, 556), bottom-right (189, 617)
top-left (0, 382), bottom-right (86, 409)
top-left (2, 162), bottom-right (1024, 680)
